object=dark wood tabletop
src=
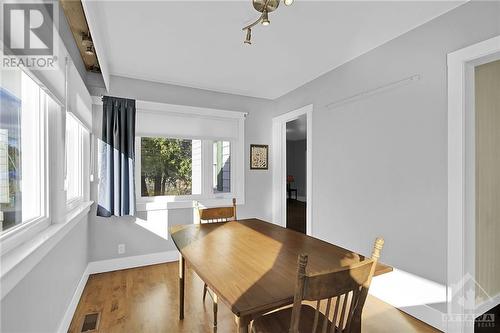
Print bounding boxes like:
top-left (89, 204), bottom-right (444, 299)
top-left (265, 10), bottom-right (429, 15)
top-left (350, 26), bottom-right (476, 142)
top-left (170, 218), bottom-right (391, 332)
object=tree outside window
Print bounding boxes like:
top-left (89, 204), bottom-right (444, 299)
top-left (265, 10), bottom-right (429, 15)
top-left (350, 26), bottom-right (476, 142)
top-left (140, 137), bottom-right (196, 196)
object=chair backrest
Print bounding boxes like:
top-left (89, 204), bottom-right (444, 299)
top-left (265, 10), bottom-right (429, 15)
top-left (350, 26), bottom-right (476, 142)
top-left (196, 198), bottom-right (237, 223)
top-left (289, 238), bottom-right (384, 333)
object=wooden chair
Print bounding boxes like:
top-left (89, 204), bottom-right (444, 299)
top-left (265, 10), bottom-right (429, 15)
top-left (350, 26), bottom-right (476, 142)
top-left (252, 237), bottom-right (384, 333)
top-left (195, 198), bottom-right (237, 328)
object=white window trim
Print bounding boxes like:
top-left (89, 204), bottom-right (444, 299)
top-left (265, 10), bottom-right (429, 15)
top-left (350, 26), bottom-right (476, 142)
top-left (0, 66), bottom-right (92, 259)
top-left (0, 69), bottom-right (51, 255)
top-left (65, 112), bottom-right (88, 212)
top-left (128, 101), bottom-right (246, 212)
top-left (135, 137), bottom-right (242, 211)
top-left (210, 140), bottom-right (233, 196)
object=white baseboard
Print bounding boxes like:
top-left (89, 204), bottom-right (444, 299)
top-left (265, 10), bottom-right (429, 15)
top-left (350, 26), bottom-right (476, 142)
top-left (369, 268), bottom-right (447, 332)
top-left (57, 268), bottom-right (90, 333)
top-left (398, 303), bottom-right (447, 332)
top-left (87, 250), bottom-right (179, 274)
top-left (57, 250), bottom-right (179, 333)
top-left (476, 292), bottom-right (500, 317)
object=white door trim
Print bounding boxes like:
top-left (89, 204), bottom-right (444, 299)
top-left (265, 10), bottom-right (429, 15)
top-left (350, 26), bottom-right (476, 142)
top-left (272, 104), bottom-right (313, 236)
top-left (447, 35), bottom-right (500, 333)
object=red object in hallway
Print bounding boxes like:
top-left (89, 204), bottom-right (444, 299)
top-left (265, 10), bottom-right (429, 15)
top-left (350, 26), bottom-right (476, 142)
top-left (287, 175), bottom-right (295, 183)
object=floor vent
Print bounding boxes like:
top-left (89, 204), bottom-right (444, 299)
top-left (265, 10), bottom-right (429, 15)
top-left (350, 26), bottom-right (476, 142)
top-left (81, 312), bottom-right (100, 332)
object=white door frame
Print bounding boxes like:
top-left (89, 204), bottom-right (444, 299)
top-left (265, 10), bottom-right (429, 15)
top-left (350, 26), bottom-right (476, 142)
top-left (272, 104), bottom-right (313, 236)
top-left (447, 35), bottom-right (500, 333)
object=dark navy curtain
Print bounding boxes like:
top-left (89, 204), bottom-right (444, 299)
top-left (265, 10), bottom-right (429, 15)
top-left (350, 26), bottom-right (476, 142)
top-left (97, 96), bottom-right (136, 217)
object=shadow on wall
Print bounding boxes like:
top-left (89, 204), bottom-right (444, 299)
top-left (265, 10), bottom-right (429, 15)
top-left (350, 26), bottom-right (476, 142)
top-left (89, 204), bottom-right (195, 261)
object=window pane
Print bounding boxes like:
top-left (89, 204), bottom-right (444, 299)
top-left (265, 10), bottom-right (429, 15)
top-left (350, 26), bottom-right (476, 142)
top-left (140, 137), bottom-right (201, 197)
top-left (0, 69), bottom-right (45, 232)
top-left (213, 141), bottom-right (231, 193)
top-left (66, 113), bottom-right (83, 202)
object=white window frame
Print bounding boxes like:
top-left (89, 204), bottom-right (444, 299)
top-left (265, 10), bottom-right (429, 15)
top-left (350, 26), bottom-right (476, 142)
top-left (65, 112), bottom-right (87, 212)
top-left (135, 135), bottom-right (205, 202)
top-left (211, 140), bottom-right (233, 196)
top-left (0, 69), bottom-right (52, 255)
top-left (135, 137), bottom-right (238, 207)
top-left (133, 101), bottom-right (246, 211)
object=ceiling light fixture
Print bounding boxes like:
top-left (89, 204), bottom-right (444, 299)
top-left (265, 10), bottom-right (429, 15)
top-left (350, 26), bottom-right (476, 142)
top-left (242, 0), bottom-right (293, 45)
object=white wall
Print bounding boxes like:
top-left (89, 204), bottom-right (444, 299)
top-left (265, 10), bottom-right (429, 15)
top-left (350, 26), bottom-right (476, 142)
top-left (273, 0), bottom-right (500, 285)
top-left (88, 76), bottom-right (275, 261)
top-left (0, 216), bottom-right (88, 333)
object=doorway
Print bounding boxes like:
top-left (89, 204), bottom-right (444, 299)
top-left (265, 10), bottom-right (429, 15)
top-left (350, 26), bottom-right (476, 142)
top-left (448, 35), bottom-right (500, 333)
top-left (272, 105), bottom-right (312, 235)
top-left (473, 59), bottom-right (500, 333)
top-left (285, 115), bottom-right (307, 233)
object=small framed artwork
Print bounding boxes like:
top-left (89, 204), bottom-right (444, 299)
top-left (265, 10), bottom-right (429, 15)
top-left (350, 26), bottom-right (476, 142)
top-left (250, 144), bottom-right (269, 170)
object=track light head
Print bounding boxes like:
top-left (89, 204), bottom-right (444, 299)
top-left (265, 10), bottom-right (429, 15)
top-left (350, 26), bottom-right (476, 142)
top-left (244, 28), bottom-right (252, 45)
top-left (261, 11), bottom-right (270, 26)
top-left (284, 0), bottom-right (294, 6)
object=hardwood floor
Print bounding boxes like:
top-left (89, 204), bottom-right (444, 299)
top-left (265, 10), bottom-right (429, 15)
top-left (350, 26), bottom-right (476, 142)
top-left (69, 262), bottom-right (440, 333)
top-left (286, 199), bottom-right (306, 234)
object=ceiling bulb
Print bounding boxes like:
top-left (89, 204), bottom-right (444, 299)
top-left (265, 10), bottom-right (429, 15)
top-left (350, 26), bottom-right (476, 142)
top-left (85, 46), bottom-right (94, 56)
top-left (261, 11), bottom-right (270, 26)
top-left (283, 0), bottom-right (294, 6)
top-left (81, 32), bottom-right (93, 48)
top-left (244, 29), bottom-right (252, 45)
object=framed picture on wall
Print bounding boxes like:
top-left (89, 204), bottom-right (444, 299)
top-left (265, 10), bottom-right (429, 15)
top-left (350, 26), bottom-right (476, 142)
top-left (250, 144), bottom-right (269, 170)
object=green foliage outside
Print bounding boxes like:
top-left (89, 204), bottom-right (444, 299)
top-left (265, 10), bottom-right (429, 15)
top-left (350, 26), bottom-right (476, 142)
top-left (140, 137), bottom-right (192, 196)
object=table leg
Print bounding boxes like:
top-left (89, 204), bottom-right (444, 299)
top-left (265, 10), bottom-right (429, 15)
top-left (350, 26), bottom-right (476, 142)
top-left (235, 315), bottom-right (250, 333)
top-left (213, 293), bottom-right (218, 327)
top-left (179, 254), bottom-right (185, 320)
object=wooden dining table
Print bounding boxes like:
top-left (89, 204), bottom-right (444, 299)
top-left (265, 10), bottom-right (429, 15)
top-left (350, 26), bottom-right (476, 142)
top-left (169, 218), bottom-right (391, 333)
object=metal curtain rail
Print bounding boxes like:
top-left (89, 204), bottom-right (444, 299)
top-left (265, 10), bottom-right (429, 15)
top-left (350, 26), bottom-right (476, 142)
top-left (325, 74), bottom-right (421, 110)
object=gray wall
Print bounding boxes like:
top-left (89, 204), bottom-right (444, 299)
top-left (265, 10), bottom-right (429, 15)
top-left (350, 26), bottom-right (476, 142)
top-left (88, 76), bottom-right (275, 261)
top-left (87, 1), bottom-right (500, 285)
top-left (1, 217), bottom-right (89, 333)
top-left (286, 140), bottom-right (307, 198)
top-left (273, 1), bottom-right (500, 284)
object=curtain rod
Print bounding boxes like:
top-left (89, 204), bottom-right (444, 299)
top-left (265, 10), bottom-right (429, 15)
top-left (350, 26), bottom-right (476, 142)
top-left (325, 74), bottom-right (421, 110)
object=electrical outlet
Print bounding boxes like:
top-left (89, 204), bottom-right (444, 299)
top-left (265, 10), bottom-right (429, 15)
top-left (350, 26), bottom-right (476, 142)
top-left (118, 243), bottom-right (126, 255)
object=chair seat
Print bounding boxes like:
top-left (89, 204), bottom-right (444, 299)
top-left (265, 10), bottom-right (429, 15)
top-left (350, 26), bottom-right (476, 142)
top-left (252, 305), bottom-right (336, 333)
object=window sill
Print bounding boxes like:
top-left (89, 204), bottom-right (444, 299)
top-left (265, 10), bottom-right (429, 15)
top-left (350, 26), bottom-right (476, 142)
top-left (0, 201), bottom-right (93, 300)
top-left (66, 197), bottom-right (85, 213)
top-left (136, 197), bottom-right (242, 212)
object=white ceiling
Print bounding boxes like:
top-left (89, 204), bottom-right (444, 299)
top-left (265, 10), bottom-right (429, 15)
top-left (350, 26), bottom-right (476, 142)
top-left (86, 1), bottom-right (464, 99)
